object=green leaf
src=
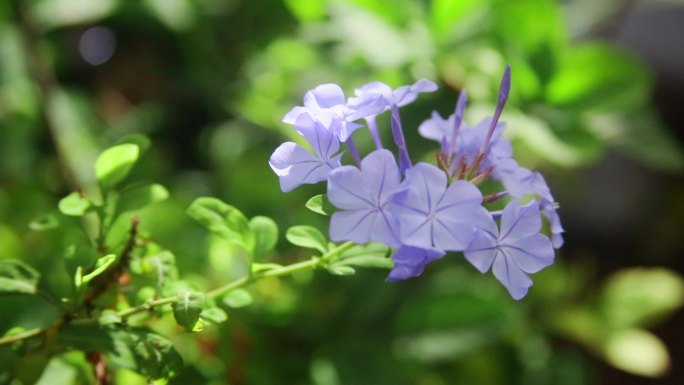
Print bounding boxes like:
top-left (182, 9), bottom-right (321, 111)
top-left (98, 310), bottom-right (122, 325)
top-left (603, 329), bottom-right (670, 378)
top-left (58, 192), bottom-right (92, 217)
top-left (117, 183), bottom-right (169, 214)
top-left (305, 194), bottom-right (337, 216)
top-left (187, 197), bottom-right (253, 248)
top-left (222, 288), bottom-right (253, 308)
top-left (336, 242), bottom-right (391, 268)
top-left (283, 0), bottom-right (325, 22)
top-left (28, 213), bottom-right (60, 231)
top-left (172, 291), bottom-right (205, 331)
top-left (430, 0), bottom-right (483, 39)
top-left (248, 216), bottom-right (278, 260)
top-left (600, 268), bottom-right (684, 329)
top-left (200, 307), bottom-right (228, 324)
top-left (546, 43), bottom-right (652, 111)
top-left (325, 265), bottom-right (356, 276)
top-left (0, 259), bottom-right (40, 295)
top-left (115, 133), bottom-right (151, 154)
top-left (58, 325), bottom-right (183, 379)
top-left (81, 254), bottom-right (116, 284)
top-left (95, 144), bottom-right (140, 192)
top-left (140, 251), bottom-right (178, 295)
top-left (286, 225), bottom-right (328, 253)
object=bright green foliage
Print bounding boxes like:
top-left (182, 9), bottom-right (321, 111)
top-left (187, 197), bottom-right (253, 249)
top-left (249, 216), bottom-right (279, 260)
top-left (222, 289), bottom-right (254, 308)
top-left (286, 225), bottom-right (329, 253)
top-left (95, 144), bottom-right (140, 192)
top-left (0, 260), bottom-right (40, 295)
top-left (116, 184), bottom-right (169, 215)
top-left (305, 194), bottom-right (337, 216)
top-left (58, 192), bottom-right (92, 217)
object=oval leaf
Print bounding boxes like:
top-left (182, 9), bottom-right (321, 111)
top-left (249, 216), bottom-right (278, 260)
top-left (305, 194), bottom-right (337, 216)
top-left (95, 144), bottom-right (140, 192)
top-left (222, 288), bottom-right (253, 308)
top-left (187, 197), bottom-right (253, 248)
top-left (172, 291), bottom-right (205, 331)
top-left (286, 225), bottom-right (328, 253)
top-left (58, 192), bottom-right (92, 217)
top-left (117, 183), bottom-right (169, 214)
top-left (201, 307), bottom-right (228, 324)
top-left (604, 329), bottom-right (670, 378)
top-left (326, 265), bottom-right (356, 276)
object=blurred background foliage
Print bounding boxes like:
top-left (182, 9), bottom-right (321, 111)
top-left (1, 0), bottom-right (684, 384)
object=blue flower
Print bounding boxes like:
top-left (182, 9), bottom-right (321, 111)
top-left (386, 246), bottom-right (445, 282)
top-left (269, 114), bottom-right (343, 192)
top-left (283, 83), bottom-right (384, 141)
top-left (464, 201), bottom-right (555, 300)
top-left (390, 163), bottom-right (483, 251)
top-left (350, 79), bottom-right (438, 112)
top-left (327, 149), bottom-right (402, 246)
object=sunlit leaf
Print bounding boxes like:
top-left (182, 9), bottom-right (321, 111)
top-left (325, 265), bottom-right (356, 276)
top-left (601, 268), bottom-right (684, 328)
top-left (604, 329), bottom-right (670, 378)
top-left (0, 259), bottom-right (40, 295)
top-left (336, 242), bottom-right (392, 269)
top-left (222, 289), bottom-right (253, 308)
top-left (58, 192), bottom-right (92, 217)
top-left (430, 0), bottom-right (483, 39)
top-left (200, 307), bottom-right (228, 324)
top-left (284, 0), bottom-right (325, 21)
top-left (31, 0), bottom-right (119, 30)
top-left (305, 194), bottom-right (337, 216)
top-left (172, 291), bottom-right (205, 331)
top-left (249, 216), bottom-right (278, 260)
top-left (546, 43), bottom-right (652, 110)
top-left (116, 184), bottom-right (169, 214)
top-left (187, 197), bottom-right (253, 248)
top-left (95, 144), bottom-right (140, 192)
top-left (286, 226), bottom-right (328, 253)
top-left (81, 254), bottom-right (116, 285)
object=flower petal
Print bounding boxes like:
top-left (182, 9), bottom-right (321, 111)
top-left (304, 83), bottom-right (346, 109)
top-left (501, 233), bottom-right (554, 274)
top-left (329, 210), bottom-right (376, 244)
top-left (492, 251), bottom-right (533, 300)
top-left (499, 201), bottom-right (541, 242)
top-left (269, 142), bottom-right (332, 192)
top-left (464, 227), bottom-right (498, 273)
top-left (386, 246), bottom-right (445, 282)
top-left (360, 150), bottom-right (401, 203)
top-left (295, 114), bottom-right (340, 160)
top-left (327, 166), bottom-right (373, 210)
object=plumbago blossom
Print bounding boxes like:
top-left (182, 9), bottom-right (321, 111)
top-left (270, 67), bottom-right (564, 299)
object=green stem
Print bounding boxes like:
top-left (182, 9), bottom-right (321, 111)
top-left (0, 242), bottom-right (356, 347)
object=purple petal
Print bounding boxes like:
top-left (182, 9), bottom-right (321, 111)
top-left (394, 79), bottom-right (439, 106)
top-left (499, 201), bottom-right (542, 242)
top-left (386, 246), bottom-right (445, 282)
top-left (464, 227), bottom-right (497, 273)
top-left (431, 221), bottom-right (476, 251)
top-left (295, 114), bottom-right (341, 160)
top-left (329, 210), bottom-right (376, 244)
top-left (304, 83), bottom-right (346, 109)
top-left (418, 111), bottom-right (451, 142)
top-left (404, 163), bottom-right (447, 213)
top-left (500, 233), bottom-right (554, 273)
top-left (282, 106), bottom-right (308, 125)
top-left (360, 149), bottom-right (401, 203)
top-left (269, 142), bottom-right (336, 192)
top-left (327, 166), bottom-right (373, 210)
top-left (492, 251), bottom-right (533, 300)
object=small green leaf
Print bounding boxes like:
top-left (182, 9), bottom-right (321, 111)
top-left (248, 216), bottom-right (278, 260)
top-left (0, 259), bottom-right (40, 295)
top-left (326, 265), bottom-right (356, 276)
top-left (603, 329), bottom-right (670, 377)
top-left (58, 192), bottom-right (92, 217)
top-left (200, 307), bottom-right (228, 324)
top-left (305, 194), bottom-right (337, 216)
top-left (81, 254), bottom-right (116, 284)
top-left (600, 268), bottom-right (684, 328)
top-left (117, 183), bottom-right (169, 214)
top-left (222, 289), bottom-right (253, 308)
top-left (337, 242), bottom-right (391, 268)
top-left (140, 251), bottom-right (178, 295)
top-left (172, 291), bottom-right (205, 331)
top-left (28, 213), bottom-right (60, 231)
top-left (286, 225), bottom-right (328, 253)
top-left (95, 144), bottom-right (140, 192)
top-left (187, 197), bottom-right (253, 248)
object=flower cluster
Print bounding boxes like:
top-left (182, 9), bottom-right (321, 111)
top-left (269, 67), bottom-right (563, 299)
